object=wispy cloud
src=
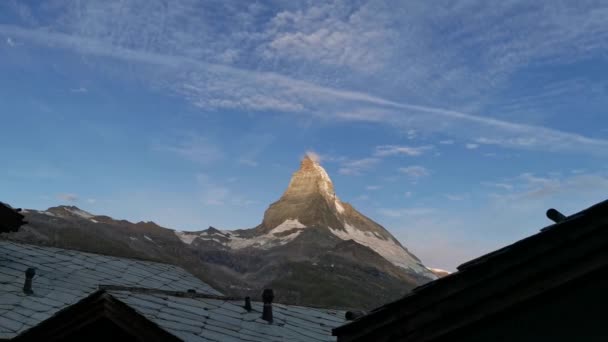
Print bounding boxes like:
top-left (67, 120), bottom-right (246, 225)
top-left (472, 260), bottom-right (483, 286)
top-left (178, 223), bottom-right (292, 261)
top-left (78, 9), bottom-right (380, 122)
top-left (1, 0), bottom-right (608, 156)
top-left (465, 143), bottom-right (479, 150)
top-left (70, 87), bottom-right (88, 93)
top-left (304, 151), bottom-right (322, 163)
top-left (236, 133), bottom-right (275, 167)
top-left (378, 207), bottom-right (435, 218)
top-left (57, 193), bottom-right (78, 202)
top-left (488, 171), bottom-right (608, 203)
top-left (366, 185), bottom-right (381, 190)
top-left (338, 158), bottom-right (380, 175)
top-left (374, 145), bottom-right (433, 157)
top-left (399, 165), bottom-right (430, 179)
top-left (262, 2), bottom-right (395, 73)
top-left (196, 173), bottom-right (253, 207)
top-left (355, 194), bottom-right (369, 201)
top-left (481, 181), bottom-right (514, 191)
top-left (445, 194), bottom-right (469, 201)
top-left (156, 134), bottom-right (222, 165)
top-left (238, 159), bottom-right (258, 167)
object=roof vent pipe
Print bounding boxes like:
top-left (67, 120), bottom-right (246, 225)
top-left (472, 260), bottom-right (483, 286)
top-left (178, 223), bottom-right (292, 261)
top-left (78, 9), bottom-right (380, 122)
top-left (547, 208), bottom-right (567, 223)
top-left (244, 296), bottom-right (252, 312)
top-left (262, 289), bottom-right (274, 323)
top-left (23, 268), bottom-right (36, 295)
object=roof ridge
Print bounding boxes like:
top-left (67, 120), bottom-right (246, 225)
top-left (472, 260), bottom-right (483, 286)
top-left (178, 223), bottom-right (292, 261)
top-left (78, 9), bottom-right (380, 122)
top-left (99, 285), bottom-right (242, 300)
top-left (0, 240), bottom-right (182, 268)
top-left (99, 285), bottom-right (352, 311)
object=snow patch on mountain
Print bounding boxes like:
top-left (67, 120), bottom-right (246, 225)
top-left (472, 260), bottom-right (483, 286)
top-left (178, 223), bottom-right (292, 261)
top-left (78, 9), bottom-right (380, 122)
top-left (330, 222), bottom-right (435, 277)
top-left (227, 230), bottom-right (302, 249)
top-left (228, 219), bottom-right (306, 249)
top-left (174, 231), bottom-right (198, 244)
top-left (334, 199), bottom-right (345, 214)
top-left (427, 267), bottom-right (451, 277)
top-left (312, 162), bottom-right (334, 198)
top-left (175, 219), bottom-right (306, 249)
top-left (271, 219), bottom-right (306, 233)
top-left (64, 207), bottom-right (95, 219)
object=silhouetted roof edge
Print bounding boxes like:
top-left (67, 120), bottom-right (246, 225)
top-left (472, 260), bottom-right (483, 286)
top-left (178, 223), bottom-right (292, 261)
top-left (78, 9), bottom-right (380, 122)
top-left (12, 290), bottom-right (181, 341)
top-left (333, 199), bottom-right (608, 340)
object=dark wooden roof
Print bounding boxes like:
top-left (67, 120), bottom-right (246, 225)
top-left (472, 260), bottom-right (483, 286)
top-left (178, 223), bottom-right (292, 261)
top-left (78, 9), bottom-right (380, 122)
top-left (0, 202), bottom-right (26, 234)
top-left (12, 290), bottom-right (181, 342)
top-left (333, 199), bottom-right (608, 342)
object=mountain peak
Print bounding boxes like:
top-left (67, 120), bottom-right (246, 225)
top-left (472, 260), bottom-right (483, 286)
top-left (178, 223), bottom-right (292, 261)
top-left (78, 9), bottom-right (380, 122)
top-left (283, 154), bottom-right (336, 202)
top-left (47, 205), bottom-right (95, 219)
top-left (253, 155), bottom-right (436, 279)
top-left (300, 153), bottom-right (321, 170)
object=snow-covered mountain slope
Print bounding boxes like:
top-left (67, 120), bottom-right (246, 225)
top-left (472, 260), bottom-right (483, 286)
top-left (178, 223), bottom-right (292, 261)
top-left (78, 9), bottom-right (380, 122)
top-left (176, 155), bottom-right (436, 279)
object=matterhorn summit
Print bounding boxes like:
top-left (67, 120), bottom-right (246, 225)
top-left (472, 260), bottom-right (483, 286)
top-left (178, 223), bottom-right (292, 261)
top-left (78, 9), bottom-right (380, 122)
top-left (262, 154), bottom-right (433, 276)
top-left (182, 153), bottom-right (436, 279)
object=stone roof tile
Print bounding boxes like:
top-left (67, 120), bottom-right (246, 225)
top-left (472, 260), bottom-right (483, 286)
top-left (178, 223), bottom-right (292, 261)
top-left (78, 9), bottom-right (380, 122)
top-left (106, 291), bottom-right (345, 342)
top-left (0, 241), bottom-right (219, 339)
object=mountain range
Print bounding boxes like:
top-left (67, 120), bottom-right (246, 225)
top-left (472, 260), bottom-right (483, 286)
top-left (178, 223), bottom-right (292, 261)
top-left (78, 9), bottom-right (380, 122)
top-left (2, 155), bottom-right (437, 309)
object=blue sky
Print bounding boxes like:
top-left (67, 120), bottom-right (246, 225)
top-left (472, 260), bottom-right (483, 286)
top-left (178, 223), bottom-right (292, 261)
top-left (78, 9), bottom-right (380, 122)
top-left (1, 1), bottom-right (608, 270)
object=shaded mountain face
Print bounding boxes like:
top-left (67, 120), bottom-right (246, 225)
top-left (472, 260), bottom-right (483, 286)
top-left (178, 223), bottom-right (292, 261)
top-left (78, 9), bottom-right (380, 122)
top-left (1, 156), bottom-right (436, 309)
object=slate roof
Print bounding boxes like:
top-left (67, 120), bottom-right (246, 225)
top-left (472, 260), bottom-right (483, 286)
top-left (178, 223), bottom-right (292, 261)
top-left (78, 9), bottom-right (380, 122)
top-left (1, 241), bottom-right (346, 341)
top-left (104, 287), bottom-right (345, 341)
top-left (0, 240), bottom-right (220, 339)
top-left (333, 199), bottom-right (608, 342)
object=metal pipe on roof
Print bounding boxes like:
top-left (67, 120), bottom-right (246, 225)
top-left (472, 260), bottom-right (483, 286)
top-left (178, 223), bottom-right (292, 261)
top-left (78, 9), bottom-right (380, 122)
top-left (23, 267), bottom-right (36, 295)
top-left (262, 289), bottom-right (274, 323)
top-left (244, 296), bottom-right (252, 312)
top-left (547, 208), bottom-right (567, 223)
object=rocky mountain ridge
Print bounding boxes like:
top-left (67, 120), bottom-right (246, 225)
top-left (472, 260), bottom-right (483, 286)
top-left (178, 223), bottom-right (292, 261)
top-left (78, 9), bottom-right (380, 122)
top-left (176, 155), bottom-right (434, 278)
top-left (2, 156), bottom-right (437, 309)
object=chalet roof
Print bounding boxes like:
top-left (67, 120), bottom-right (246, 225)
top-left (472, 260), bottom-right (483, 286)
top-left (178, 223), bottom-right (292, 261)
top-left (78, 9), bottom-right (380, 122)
top-left (1, 241), bottom-right (346, 341)
top-left (333, 199), bottom-right (608, 342)
top-left (108, 289), bottom-right (344, 341)
top-left (0, 240), bottom-right (220, 339)
top-left (71, 286), bottom-right (343, 341)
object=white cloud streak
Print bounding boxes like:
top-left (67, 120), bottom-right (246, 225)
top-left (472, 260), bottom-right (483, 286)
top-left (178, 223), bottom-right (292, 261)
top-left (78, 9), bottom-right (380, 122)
top-left (1, 1), bottom-right (608, 156)
top-left (378, 207), bottom-right (435, 218)
top-left (399, 165), bottom-right (430, 179)
top-left (57, 193), bottom-right (78, 202)
top-left (156, 134), bottom-right (222, 165)
top-left (338, 158), bottom-right (380, 175)
top-left (374, 145), bottom-right (433, 157)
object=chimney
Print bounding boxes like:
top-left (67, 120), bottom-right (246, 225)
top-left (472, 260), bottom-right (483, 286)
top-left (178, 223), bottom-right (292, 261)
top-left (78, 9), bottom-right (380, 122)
top-left (23, 268), bottom-right (36, 295)
top-left (546, 208), bottom-right (566, 223)
top-left (244, 296), bottom-right (252, 312)
top-left (262, 289), bottom-right (274, 323)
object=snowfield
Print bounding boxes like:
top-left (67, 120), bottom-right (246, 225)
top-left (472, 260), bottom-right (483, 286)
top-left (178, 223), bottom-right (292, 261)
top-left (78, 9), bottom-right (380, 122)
top-left (174, 219), bottom-right (307, 249)
top-left (330, 222), bottom-right (436, 278)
